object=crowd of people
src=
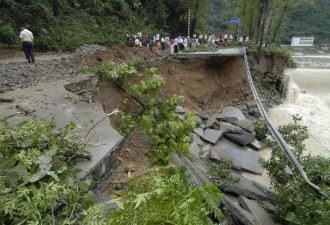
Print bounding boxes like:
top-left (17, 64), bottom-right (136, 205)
top-left (127, 32), bottom-right (250, 53)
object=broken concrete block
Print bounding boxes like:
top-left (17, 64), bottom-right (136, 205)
top-left (210, 138), bottom-right (263, 174)
top-left (220, 171), bottom-right (270, 201)
top-left (190, 141), bottom-right (201, 158)
top-left (239, 196), bottom-right (276, 225)
top-left (225, 117), bottom-right (239, 124)
top-left (194, 128), bottom-right (204, 138)
top-left (220, 122), bottom-right (244, 134)
top-left (172, 154), bottom-right (212, 187)
top-left (190, 133), bottom-right (204, 146)
top-left (235, 119), bottom-right (255, 133)
top-left (248, 139), bottom-right (263, 151)
top-left (225, 130), bottom-right (255, 146)
top-left (221, 106), bottom-right (246, 121)
top-left (206, 114), bottom-right (220, 128)
top-left (195, 115), bottom-right (203, 125)
top-left (203, 129), bottom-right (223, 144)
top-left (196, 113), bottom-right (209, 120)
top-left (222, 195), bottom-right (259, 225)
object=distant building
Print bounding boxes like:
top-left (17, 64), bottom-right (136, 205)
top-left (291, 36), bottom-right (314, 47)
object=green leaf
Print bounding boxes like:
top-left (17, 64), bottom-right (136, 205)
top-left (285, 212), bottom-right (296, 221)
top-left (15, 164), bottom-right (28, 177)
top-left (29, 170), bottom-right (47, 183)
top-left (47, 171), bottom-right (60, 182)
top-left (0, 158), bottom-right (15, 171)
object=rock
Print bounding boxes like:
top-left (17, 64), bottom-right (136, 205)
top-left (201, 144), bottom-right (211, 158)
top-left (190, 141), bottom-right (201, 157)
top-left (234, 119), bottom-right (255, 133)
top-left (248, 139), bottom-right (264, 151)
top-left (252, 181), bottom-right (274, 199)
top-left (190, 133), bottom-right (204, 146)
top-left (222, 195), bottom-right (259, 225)
top-left (193, 128), bottom-right (204, 138)
top-left (258, 201), bottom-right (277, 214)
top-left (200, 123), bottom-right (206, 129)
top-left (239, 196), bottom-right (276, 225)
top-left (74, 44), bottom-right (106, 55)
top-left (220, 106), bottom-right (246, 121)
top-left (172, 154), bottom-right (212, 187)
top-left (220, 171), bottom-right (271, 201)
top-left (220, 122), bottom-right (244, 134)
top-left (195, 115), bottom-right (203, 125)
top-left (206, 114), bottom-right (220, 128)
top-left (196, 113), bottom-right (209, 120)
top-left (225, 117), bottom-right (239, 124)
top-left (225, 131), bottom-right (255, 146)
top-left (175, 106), bottom-right (188, 114)
top-left (210, 138), bottom-right (263, 174)
top-left (236, 104), bottom-right (248, 112)
top-left (203, 129), bottom-right (223, 144)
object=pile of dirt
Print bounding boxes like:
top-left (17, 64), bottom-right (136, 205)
top-left (155, 57), bottom-right (251, 114)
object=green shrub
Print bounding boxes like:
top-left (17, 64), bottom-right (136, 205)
top-left (259, 115), bottom-right (330, 225)
top-left (84, 166), bottom-right (223, 224)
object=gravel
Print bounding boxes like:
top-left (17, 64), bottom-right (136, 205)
top-left (74, 44), bottom-right (106, 55)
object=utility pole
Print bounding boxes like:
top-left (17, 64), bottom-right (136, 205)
top-left (188, 8), bottom-right (191, 37)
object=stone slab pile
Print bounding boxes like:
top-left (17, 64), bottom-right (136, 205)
top-left (174, 106), bottom-right (276, 225)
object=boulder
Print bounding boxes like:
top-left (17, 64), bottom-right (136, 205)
top-left (225, 130), bottom-right (255, 146)
top-left (239, 196), bottom-right (276, 225)
top-left (220, 122), bottom-right (244, 134)
top-left (220, 106), bottom-right (246, 121)
top-left (234, 119), bottom-right (255, 133)
top-left (203, 129), bottom-right (223, 144)
top-left (210, 138), bottom-right (263, 174)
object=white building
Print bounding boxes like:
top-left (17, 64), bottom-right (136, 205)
top-left (291, 36), bottom-right (314, 47)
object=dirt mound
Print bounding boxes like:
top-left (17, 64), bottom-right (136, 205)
top-left (156, 57), bottom-right (250, 114)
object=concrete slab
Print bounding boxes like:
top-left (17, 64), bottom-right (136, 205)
top-left (190, 133), bottom-right (204, 146)
top-left (239, 196), bottom-right (276, 225)
top-left (220, 122), bottom-right (244, 134)
top-left (190, 141), bottom-right (201, 158)
top-left (172, 154), bottom-right (212, 186)
top-left (193, 128), bottom-right (204, 138)
top-left (203, 129), bottom-right (223, 144)
top-left (0, 80), bottom-right (123, 180)
top-left (220, 171), bottom-right (270, 201)
top-left (248, 139), bottom-right (264, 151)
top-left (224, 130), bottom-right (255, 146)
top-left (206, 114), bottom-right (220, 129)
top-left (234, 119), bottom-right (255, 133)
top-left (210, 138), bottom-right (263, 174)
top-left (222, 195), bottom-right (259, 225)
top-left (221, 106), bottom-right (246, 121)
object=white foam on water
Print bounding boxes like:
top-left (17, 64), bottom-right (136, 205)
top-left (269, 69), bottom-right (330, 157)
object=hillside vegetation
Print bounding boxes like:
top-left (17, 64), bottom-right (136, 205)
top-left (208, 0), bottom-right (330, 44)
top-left (0, 0), bottom-right (210, 51)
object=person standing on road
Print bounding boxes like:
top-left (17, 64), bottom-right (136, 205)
top-left (19, 26), bottom-right (35, 63)
top-left (174, 37), bottom-right (179, 53)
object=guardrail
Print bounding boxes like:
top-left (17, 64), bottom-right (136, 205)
top-left (242, 48), bottom-right (320, 191)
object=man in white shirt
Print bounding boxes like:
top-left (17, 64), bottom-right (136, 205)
top-left (174, 37), bottom-right (179, 53)
top-left (19, 26), bottom-right (35, 63)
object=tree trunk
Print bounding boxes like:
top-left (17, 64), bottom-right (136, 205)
top-left (271, 4), bottom-right (288, 43)
top-left (257, 0), bottom-right (269, 62)
top-left (249, 0), bottom-right (256, 38)
top-left (191, 0), bottom-right (200, 35)
top-left (255, 0), bottom-right (264, 44)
